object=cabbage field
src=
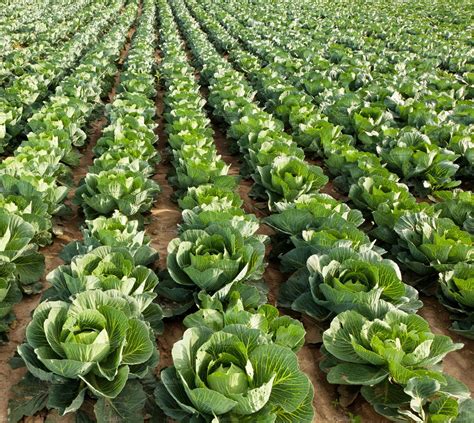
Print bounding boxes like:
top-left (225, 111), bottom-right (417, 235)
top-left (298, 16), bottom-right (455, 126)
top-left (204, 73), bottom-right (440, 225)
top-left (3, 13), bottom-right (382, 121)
top-left (0, 0), bottom-right (473, 421)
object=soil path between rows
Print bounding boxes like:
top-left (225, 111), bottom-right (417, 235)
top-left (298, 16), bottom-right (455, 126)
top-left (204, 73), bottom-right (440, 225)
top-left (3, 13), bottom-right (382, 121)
top-left (150, 49), bottom-right (185, 375)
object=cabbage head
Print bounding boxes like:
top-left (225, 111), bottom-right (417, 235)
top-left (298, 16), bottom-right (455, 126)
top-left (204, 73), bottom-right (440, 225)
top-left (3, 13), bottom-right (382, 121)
top-left (167, 224), bottom-right (266, 297)
top-left (254, 155), bottom-right (328, 208)
top-left (18, 290), bottom-right (158, 413)
top-left (46, 246), bottom-right (162, 331)
top-left (60, 212), bottom-right (157, 266)
top-left (155, 319), bottom-right (313, 422)
top-left (75, 169), bottom-right (160, 218)
top-left (438, 263), bottom-right (474, 339)
top-left (394, 212), bottom-right (473, 275)
top-left (280, 247), bottom-right (421, 321)
top-left (322, 309), bottom-right (462, 387)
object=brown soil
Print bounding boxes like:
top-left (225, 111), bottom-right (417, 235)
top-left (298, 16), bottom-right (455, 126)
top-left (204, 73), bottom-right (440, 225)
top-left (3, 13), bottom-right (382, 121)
top-left (321, 180), bottom-right (348, 202)
top-left (149, 50), bottom-right (186, 375)
top-left (0, 11), bottom-right (139, 422)
top-left (149, 51), bottom-right (182, 271)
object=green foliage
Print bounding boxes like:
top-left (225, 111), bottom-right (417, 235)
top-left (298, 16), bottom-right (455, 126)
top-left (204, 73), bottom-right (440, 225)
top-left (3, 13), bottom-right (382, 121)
top-left (0, 212), bottom-right (44, 289)
top-left (378, 130), bottom-right (460, 195)
top-left (75, 170), bottom-right (160, 219)
top-left (180, 207), bottom-right (260, 237)
top-left (46, 246), bottom-right (162, 332)
top-left (167, 224), bottom-right (266, 299)
top-left (322, 309), bottom-right (462, 384)
top-left (266, 193), bottom-right (364, 237)
top-left (178, 182), bottom-right (242, 211)
top-left (0, 193), bottom-right (52, 247)
top-left (361, 375), bottom-right (472, 422)
top-left (280, 247), bottom-right (421, 321)
top-left (431, 190), bottom-right (474, 234)
top-left (60, 212), bottom-right (157, 266)
top-left (349, 175), bottom-right (416, 213)
top-left (0, 261), bottom-right (22, 340)
top-left (184, 290), bottom-right (305, 352)
top-left (322, 309), bottom-right (465, 420)
top-left (254, 156), bottom-right (328, 208)
top-left (438, 263), bottom-right (474, 339)
top-left (18, 290), bottom-right (158, 414)
top-left (155, 315), bottom-right (313, 422)
top-left (394, 212), bottom-right (474, 275)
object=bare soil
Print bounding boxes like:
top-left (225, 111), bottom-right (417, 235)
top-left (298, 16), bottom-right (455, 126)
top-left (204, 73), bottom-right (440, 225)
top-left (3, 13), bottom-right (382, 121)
top-left (150, 51), bottom-right (186, 373)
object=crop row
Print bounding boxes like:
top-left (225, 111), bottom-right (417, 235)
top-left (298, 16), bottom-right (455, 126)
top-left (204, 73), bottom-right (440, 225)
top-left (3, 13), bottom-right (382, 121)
top-left (218, 0), bottom-right (473, 182)
top-left (0, 0), bottom-right (101, 86)
top-left (157, 1), bottom-right (313, 420)
top-left (167, 0), bottom-right (474, 421)
top-left (7, 1), bottom-right (165, 421)
top-left (3, 1), bottom-right (472, 422)
top-left (0, 0), bottom-right (81, 57)
top-left (184, 0), bottom-right (474, 339)
top-left (0, 0), bottom-right (136, 344)
top-left (0, 0), bottom-right (127, 152)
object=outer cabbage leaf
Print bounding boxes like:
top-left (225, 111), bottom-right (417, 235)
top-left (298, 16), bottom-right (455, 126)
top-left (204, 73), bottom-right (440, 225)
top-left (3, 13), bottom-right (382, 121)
top-left (155, 322), bottom-right (312, 421)
top-left (18, 290), bottom-right (158, 413)
top-left (438, 263), bottom-right (474, 339)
